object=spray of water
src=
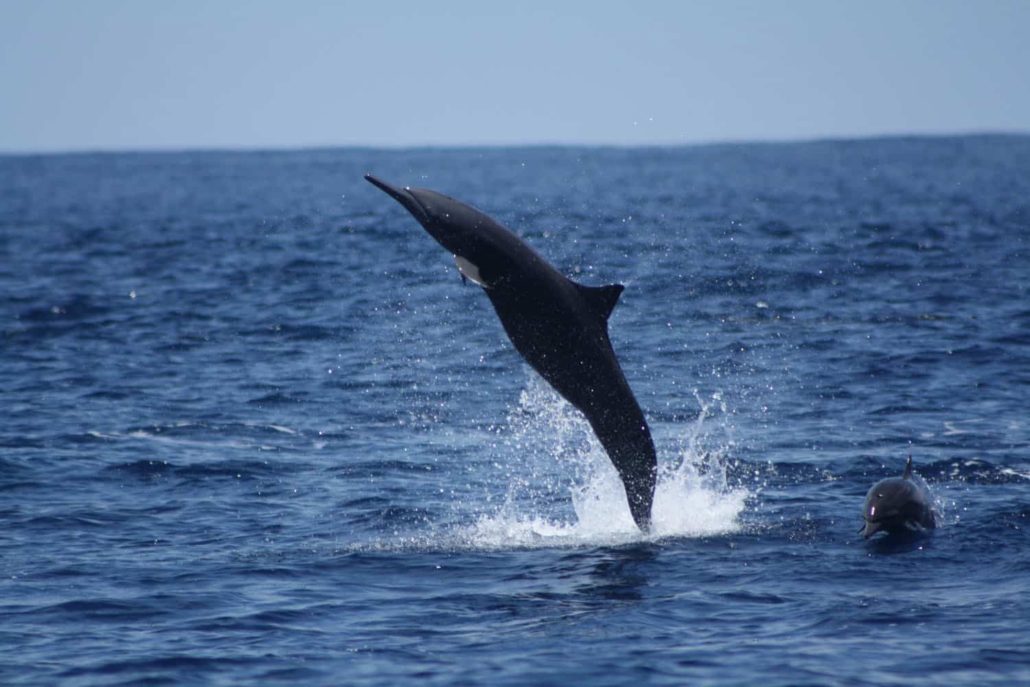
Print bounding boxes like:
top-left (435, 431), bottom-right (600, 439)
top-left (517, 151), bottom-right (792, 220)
top-left (462, 376), bottom-right (749, 548)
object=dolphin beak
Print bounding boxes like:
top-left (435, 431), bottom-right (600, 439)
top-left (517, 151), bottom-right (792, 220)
top-left (861, 520), bottom-right (883, 539)
top-left (365, 174), bottom-right (430, 224)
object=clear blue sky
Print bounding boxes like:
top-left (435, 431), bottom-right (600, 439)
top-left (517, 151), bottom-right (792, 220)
top-left (1, 0), bottom-right (1028, 152)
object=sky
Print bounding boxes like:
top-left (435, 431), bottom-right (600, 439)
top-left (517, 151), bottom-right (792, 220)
top-left (1, 0), bottom-right (1028, 153)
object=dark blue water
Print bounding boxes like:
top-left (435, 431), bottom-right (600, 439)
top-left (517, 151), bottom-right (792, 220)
top-left (2, 137), bottom-right (1029, 685)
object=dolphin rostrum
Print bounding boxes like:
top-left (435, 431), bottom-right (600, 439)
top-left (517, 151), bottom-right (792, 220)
top-left (365, 174), bottom-right (657, 530)
top-left (860, 457), bottom-right (937, 538)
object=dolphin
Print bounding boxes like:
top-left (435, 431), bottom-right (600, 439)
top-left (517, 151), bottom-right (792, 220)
top-left (860, 457), bottom-right (937, 538)
top-left (365, 174), bottom-right (657, 531)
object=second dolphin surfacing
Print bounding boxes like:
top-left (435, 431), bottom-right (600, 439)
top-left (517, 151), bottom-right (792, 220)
top-left (365, 175), bottom-right (657, 531)
top-left (861, 457), bottom-right (937, 539)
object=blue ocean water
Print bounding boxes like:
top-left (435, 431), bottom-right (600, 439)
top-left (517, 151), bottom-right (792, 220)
top-left (1, 137), bottom-right (1028, 685)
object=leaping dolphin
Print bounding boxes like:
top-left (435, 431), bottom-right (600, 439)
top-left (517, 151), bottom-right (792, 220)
top-left (860, 457), bottom-right (937, 538)
top-left (365, 174), bottom-right (657, 531)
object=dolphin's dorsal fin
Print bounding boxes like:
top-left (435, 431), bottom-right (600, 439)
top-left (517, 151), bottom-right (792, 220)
top-left (576, 282), bottom-right (624, 321)
top-left (903, 455), bottom-right (913, 479)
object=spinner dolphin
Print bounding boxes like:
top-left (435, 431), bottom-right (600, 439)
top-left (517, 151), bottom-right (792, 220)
top-left (366, 174), bottom-right (657, 530)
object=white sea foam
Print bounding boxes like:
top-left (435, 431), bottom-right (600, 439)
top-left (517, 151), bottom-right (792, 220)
top-left (458, 376), bottom-right (749, 549)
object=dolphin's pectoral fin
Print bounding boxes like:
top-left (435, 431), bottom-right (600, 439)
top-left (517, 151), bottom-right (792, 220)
top-left (576, 282), bottom-right (625, 322)
top-left (454, 255), bottom-right (491, 289)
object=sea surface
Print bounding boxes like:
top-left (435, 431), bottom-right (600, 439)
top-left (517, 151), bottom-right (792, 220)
top-left (1, 137), bottom-right (1028, 685)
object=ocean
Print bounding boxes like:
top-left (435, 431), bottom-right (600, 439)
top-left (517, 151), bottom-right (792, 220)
top-left (1, 137), bottom-right (1028, 685)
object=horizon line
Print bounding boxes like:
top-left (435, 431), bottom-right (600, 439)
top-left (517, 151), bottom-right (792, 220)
top-left (1, 129), bottom-right (1027, 158)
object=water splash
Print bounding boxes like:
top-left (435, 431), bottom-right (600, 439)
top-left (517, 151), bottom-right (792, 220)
top-left (461, 376), bottom-right (749, 549)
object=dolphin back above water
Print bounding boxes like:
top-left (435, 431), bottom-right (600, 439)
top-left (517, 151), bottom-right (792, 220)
top-left (365, 174), bottom-right (657, 530)
top-left (861, 457), bottom-right (937, 538)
